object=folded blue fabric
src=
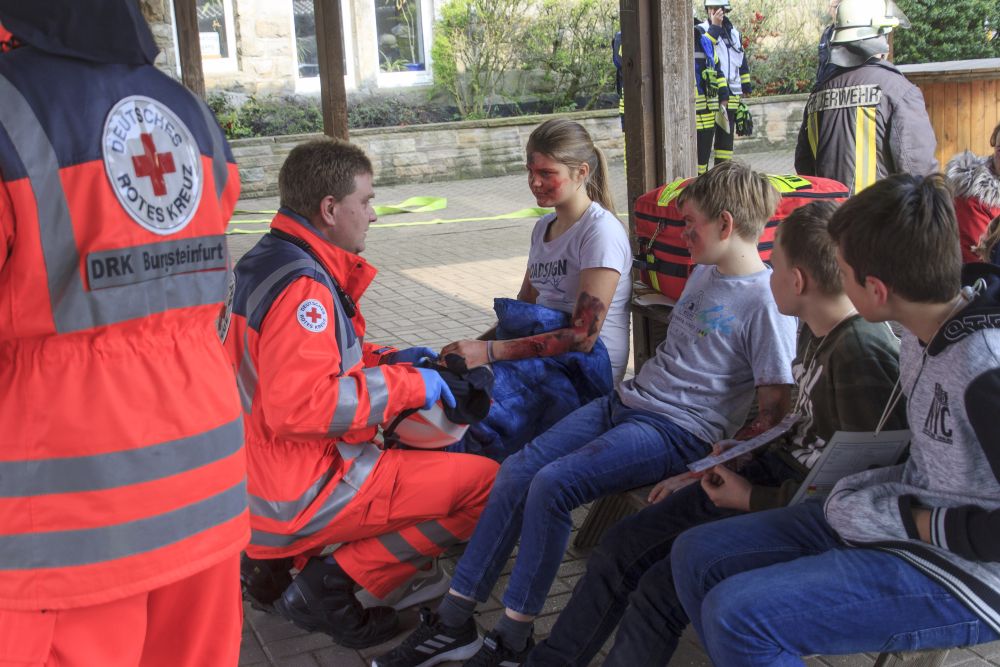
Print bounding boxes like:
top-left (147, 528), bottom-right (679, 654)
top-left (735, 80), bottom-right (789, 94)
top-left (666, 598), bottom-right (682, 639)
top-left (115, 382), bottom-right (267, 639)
top-left (449, 298), bottom-right (614, 461)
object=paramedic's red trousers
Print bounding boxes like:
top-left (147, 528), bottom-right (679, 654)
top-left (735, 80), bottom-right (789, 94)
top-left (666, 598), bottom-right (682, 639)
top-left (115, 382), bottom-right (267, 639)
top-left (330, 450), bottom-right (498, 598)
top-left (0, 555), bottom-right (241, 667)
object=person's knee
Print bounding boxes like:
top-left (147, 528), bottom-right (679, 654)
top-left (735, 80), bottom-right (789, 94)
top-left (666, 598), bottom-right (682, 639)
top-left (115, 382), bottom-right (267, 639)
top-left (701, 579), bottom-right (756, 643)
top-left (525, 463), bottom-right (581, 515)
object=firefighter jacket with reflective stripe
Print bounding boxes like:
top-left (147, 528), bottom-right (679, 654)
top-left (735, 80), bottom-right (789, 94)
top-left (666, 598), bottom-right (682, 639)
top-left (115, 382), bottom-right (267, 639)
top-left (795, 60), bottom-right (938, 194)
top-left (701, 20), bottom-right (751, 97)
top-left (0, 45), bottom-right (246, 609)
top-left (224, 209), bottom-right (430, 558)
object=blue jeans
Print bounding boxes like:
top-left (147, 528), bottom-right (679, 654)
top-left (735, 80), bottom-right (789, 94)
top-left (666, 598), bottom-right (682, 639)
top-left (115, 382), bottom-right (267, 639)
top-left (672, 502), bottom-right (1000, 666)
top-left (450, 392), bottom-right (707, 616)
top-left (526, 452), bottom-right (798, 667)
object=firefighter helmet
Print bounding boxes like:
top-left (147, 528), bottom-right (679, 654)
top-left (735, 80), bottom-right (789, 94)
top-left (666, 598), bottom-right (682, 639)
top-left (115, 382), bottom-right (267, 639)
top-left (704, 0), bottom-right (731, 9)
top-left (830, 0), bottom-right (909, 44)
top-left (381, 402), bottom-right (470, 450)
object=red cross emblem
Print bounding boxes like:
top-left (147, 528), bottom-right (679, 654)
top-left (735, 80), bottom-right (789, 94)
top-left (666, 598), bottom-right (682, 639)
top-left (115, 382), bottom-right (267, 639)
top-left (131, 132), bottom-right (176, 197)
top-left (305, 307), bottom-right (323, 323)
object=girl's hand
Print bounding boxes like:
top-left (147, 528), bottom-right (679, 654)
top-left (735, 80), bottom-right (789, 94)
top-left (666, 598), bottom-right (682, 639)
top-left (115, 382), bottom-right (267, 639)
top-left (648, 472), bottom-right (699, 503)
top-left (440, 339), bottom-right (489, 368)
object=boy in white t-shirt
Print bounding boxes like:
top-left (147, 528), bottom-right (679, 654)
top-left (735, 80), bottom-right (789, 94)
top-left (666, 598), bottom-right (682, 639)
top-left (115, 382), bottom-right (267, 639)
top-left (374, 161), bottom-right (797, 667)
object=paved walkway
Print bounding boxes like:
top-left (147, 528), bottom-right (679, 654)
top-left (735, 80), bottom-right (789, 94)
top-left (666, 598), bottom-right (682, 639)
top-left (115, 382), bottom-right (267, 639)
top-left (229, 153), bottom-right (1000, 666)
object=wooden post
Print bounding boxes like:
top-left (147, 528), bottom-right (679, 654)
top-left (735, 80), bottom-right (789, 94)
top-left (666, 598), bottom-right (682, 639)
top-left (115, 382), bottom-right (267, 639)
top-left (620, 0), bottom-right (695, 371)
top-left (314, 0), bottom-right (350, 139)
top-left (172, 0), bottom-right (206, 98)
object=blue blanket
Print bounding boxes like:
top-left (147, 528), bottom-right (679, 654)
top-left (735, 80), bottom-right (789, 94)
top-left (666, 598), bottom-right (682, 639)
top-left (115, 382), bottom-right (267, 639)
top-left (450, 298), bottom-right (614, 461)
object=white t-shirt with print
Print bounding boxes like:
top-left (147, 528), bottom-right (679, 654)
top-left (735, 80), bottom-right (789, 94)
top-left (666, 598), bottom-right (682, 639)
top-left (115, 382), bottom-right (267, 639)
top-left (526, 202), bottom-right (632, 381)
top-left (617, 264), bottom-right (797, 444)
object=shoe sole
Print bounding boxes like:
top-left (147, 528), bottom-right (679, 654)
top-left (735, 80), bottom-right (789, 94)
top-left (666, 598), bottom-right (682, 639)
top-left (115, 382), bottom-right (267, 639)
top-left (274, 598), bottom-right (400, 649)
top-left (370, 635), bottom-right (483, 667)
top-left (358, 571), bottom-right (453, 611)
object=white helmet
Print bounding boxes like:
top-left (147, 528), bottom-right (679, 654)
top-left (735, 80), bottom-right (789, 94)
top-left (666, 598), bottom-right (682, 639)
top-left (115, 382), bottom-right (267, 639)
top-left (704, 0), bottom-right (731, 8)
top-left (831, 0), bottom-right (909, 44)
top-left (381, 402), bottom-right (470, 450)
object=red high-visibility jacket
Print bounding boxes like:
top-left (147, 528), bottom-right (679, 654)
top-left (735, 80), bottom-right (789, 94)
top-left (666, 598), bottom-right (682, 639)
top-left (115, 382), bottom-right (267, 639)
top-left (0, 39), bottom-right (247, 609)
top-left (223, 210), bottom-right (429, 558)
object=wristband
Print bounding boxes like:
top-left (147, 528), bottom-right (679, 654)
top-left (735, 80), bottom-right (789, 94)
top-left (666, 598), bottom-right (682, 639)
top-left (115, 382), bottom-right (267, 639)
top-left (486, 340), bottom-right (496, 364)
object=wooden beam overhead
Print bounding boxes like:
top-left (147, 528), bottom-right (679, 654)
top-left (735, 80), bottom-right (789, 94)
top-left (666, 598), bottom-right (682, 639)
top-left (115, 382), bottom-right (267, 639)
top-left (314, 0), bottom-right (350, 139)
top-left (172, 0), bottom-right (206, 98)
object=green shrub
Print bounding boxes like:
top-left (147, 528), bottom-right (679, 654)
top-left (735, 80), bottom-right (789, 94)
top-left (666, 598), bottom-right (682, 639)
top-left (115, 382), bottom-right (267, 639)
top-left (729, 3), bottom-right (824, 95)
top-left (237, 96), bottom-right (323, 137)
top-left (206, 93), bottom-right (254, 139)
top-left (431, 0), bottom-right (532, 119)
top-left (521, 0), bottom-right (619, 111)
top-left (892, 0), bottom-right (1000, 64)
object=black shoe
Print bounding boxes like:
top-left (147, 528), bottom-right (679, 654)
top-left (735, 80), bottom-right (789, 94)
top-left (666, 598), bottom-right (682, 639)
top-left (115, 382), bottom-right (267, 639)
top-left (463, 631), bottom-right (534, 667)
top-left (371, 607), bottom-right (482, 667)
top-left (240, 553), bottom-right (293, 612)
top-left (274, 557), bottom-right (399, 649)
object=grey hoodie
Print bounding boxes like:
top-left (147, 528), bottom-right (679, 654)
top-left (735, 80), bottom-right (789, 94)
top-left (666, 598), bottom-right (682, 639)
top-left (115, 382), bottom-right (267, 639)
top-left (824, 263), bottom-right (1000, 632)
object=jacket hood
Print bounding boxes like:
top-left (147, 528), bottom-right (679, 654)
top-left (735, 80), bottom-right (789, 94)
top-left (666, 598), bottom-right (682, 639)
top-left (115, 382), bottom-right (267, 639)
top-left (0, 0), bottom-right (158, 65)
top-left (930, 263), bottom-right (1000, 354)
top-left (946, 151), bottom-right (1000, 209)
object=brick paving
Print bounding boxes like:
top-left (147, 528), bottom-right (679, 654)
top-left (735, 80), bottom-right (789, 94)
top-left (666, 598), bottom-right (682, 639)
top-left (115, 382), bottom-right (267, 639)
top-left (229, 154), bottom-right (1000, 666)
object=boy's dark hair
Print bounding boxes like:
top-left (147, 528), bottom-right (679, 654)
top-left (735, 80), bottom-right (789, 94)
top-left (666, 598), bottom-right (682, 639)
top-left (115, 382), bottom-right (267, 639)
top-left (279, 138), bottom-right (373, 219)
top-left (776, 201), bottom-right (842, 296)
top-left (677, 160), bottom-right (780, 242)
top-left (828, 173), bottom-right (961, 303)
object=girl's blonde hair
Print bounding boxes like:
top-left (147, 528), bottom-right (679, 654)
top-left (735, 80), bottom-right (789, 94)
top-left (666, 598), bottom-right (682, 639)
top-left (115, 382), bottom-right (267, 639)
top-left (526, 119), bottom-right (616, 214)
top-left (973, 214), bottom-right (1000, 263)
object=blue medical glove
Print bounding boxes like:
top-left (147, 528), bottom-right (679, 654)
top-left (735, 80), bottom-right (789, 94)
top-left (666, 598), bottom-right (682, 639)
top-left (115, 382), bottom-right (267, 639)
top-left (416, 368), bottom-right (456, 410)
top-left (385, 346), bottom-right (439, 365)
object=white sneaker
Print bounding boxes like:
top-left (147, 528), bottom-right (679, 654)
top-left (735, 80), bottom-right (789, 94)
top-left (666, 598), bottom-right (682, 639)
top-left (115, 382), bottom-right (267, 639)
top-left (357, 559), bottom-right (452, 611)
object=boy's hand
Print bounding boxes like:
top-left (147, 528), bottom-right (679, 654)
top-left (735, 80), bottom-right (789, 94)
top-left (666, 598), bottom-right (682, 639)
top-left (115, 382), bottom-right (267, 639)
top-left (648, 472), bottom-right (699, 503)
top-left (701, 465), bottom-right (752, 511)
top-left (710, 7), bottom-right (725, 25)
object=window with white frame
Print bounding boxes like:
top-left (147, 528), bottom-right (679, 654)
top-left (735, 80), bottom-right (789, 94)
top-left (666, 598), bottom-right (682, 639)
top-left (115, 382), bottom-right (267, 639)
top-left (292, 0), bottom-right (355, 92)
top-left (374, 0), bottom-right (433, 86)
top-left (196, 0), bottom-right (237, 72)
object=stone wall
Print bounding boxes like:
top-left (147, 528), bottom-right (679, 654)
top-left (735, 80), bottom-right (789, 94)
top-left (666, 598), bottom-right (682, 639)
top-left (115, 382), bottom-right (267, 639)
top-left (231, 95), bottom-right (808, 198)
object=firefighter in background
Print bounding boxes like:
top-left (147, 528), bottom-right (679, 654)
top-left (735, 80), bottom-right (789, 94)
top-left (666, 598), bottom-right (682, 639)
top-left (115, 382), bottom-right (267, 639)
top-left (694, 20), bottom-right (729, 175)
top-left (225, 138), bottom-right (499, 649)
top-left (794, 0), bottom-right (937, 194)
top-left (698, 0), bottom-right (753, 167)
top-left (0, 1), bottom-right (247, 665)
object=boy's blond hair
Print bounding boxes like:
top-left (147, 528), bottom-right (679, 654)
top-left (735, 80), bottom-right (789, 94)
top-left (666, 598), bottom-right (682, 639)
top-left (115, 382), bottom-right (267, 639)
top-left (678, 161), bottom-right (780, 242)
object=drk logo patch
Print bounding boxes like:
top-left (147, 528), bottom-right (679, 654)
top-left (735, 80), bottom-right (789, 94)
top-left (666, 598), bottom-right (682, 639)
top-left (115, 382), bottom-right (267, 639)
top-left (297, 299), bottom-right (328, 332)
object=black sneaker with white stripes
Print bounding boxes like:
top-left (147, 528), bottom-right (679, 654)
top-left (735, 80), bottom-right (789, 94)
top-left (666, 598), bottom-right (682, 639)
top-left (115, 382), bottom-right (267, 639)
top-left (463, 631), bottom-right (534, 667)
top-left (371, 607), bottom-right (482, 667)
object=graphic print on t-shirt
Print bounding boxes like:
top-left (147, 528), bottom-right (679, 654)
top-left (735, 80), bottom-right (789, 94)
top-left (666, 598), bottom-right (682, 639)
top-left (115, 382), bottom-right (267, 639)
top-left (529, 258), bottom-right (569, 295)
top-left (674, 289), bottom-right (735, 338)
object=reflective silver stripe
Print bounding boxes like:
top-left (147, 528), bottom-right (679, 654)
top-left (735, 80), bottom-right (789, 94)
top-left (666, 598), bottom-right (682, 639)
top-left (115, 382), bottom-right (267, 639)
top-left (416, 520), bottom-right (460, 549)
top-left (334, 293), bottom-right (363, 371)
top-left (197, 98), bottom-right (229, 200)
top-left (0, 480), bottom-right (247, 570)
top-left (378, 532), bottom-right (421, 563)
top-left (364, 367), bottom-right (389, 427)
top-left (248, 468), bottom-right (335, 521)
top-left (378, 520), bottom-right (459, 563)
top-left (0, 75), bottom-right (227, 333)
top-left (329, 377), bottom-right (360, 436)
top-left (237, 329), bottom-right (258, 414)
top-left (0, 417), bottom-right (242, 498)
top-left (245, 258), bottom-right (318, 321)
top-left (250, 441), bottom-right (381, 547)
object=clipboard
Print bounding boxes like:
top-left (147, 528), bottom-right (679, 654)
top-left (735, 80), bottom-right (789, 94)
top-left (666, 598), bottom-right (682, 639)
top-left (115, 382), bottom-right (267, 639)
top-left (788, 429), bottom-right (911, 505)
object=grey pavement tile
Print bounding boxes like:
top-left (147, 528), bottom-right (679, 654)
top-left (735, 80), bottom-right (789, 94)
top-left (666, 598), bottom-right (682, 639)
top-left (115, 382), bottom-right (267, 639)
top-left (667, 640), bottom-right (715, 666)
top-left (268, 654), bottom-right (320, 667)
top-left (309, 645), bottom-right (368, 667)
top-left (267, 632), bottom-right (338, 659)
top-left (971, 641), bottom-right (1000, 660)
top-left (238, 636), bottom-right (268, 666)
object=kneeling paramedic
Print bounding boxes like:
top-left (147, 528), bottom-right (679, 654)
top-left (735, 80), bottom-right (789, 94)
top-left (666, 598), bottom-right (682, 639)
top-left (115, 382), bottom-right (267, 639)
top-left (222, 138), bottom-right (499, 649)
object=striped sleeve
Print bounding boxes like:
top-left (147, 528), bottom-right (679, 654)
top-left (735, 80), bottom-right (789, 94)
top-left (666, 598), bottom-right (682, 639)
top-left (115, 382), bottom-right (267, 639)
top-left (255, 277), bottom-right (426, 440)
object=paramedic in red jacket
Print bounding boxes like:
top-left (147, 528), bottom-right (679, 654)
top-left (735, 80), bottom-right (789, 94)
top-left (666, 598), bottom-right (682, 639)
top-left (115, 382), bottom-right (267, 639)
top-left (223, 138), bottom-right (498, 649)
top-left (0, 1), bottom-right (247, 665)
